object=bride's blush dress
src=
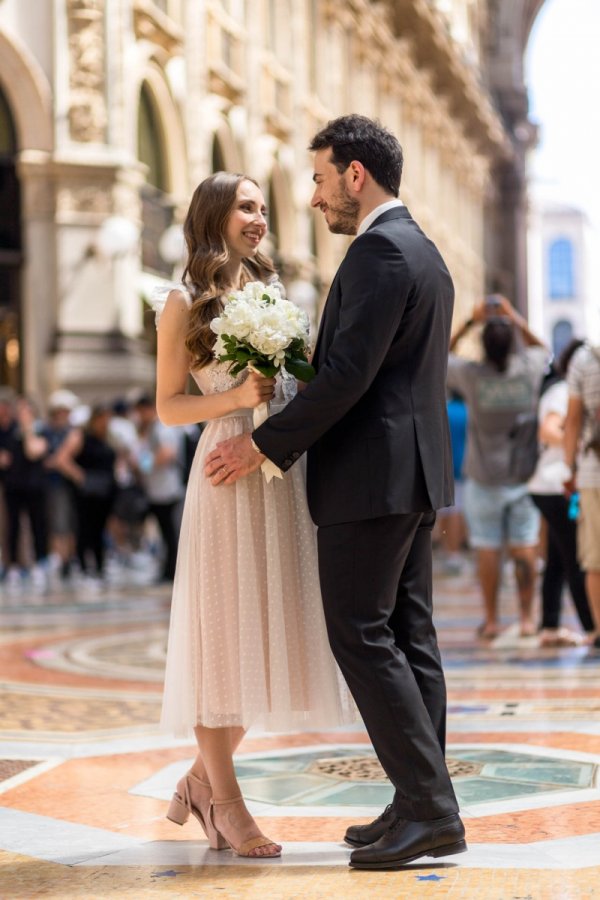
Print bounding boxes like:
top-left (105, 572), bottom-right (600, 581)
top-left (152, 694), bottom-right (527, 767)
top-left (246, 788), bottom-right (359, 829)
top-left (154, 287), bottom-right (354, 736)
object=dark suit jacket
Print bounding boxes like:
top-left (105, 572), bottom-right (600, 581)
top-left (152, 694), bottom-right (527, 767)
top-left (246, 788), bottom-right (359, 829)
top-left (254, 206), bottom-right (455, 526)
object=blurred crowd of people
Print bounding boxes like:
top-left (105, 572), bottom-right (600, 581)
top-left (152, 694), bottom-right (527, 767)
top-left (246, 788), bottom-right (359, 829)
top-left (440, 294), bottom-right (600, 649)
top-left (2, 292), bottom-right (599, 655)
top-left (0, 388), bottom-right (201, 597)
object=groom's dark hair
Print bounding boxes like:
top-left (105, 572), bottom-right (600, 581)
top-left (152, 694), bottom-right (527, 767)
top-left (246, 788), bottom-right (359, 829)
top-left (309, 115), bottom-right (403, 197)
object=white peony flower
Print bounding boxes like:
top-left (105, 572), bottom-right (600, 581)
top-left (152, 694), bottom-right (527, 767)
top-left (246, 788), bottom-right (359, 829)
top-left (211, 279), bottom-right (313, 377)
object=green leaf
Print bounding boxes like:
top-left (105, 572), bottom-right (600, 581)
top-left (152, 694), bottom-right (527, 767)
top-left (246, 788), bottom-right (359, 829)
top-left (252, 362), bottom-right (279, 377)
top-left (287, 337), bottom-right (305, 353)
top-left (285, 358), bottom-right (316, 382)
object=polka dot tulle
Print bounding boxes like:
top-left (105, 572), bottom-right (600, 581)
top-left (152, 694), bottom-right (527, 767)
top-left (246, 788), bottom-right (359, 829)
top-left (160, 361), bottom-right (355, 736)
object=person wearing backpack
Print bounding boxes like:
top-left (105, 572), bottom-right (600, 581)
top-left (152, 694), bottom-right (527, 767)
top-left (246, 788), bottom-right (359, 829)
top-left (528, 339), bottom-right (595, 646)
top-left (447, 295), bottom-right (549, 640)
top-left (564, 343), bottom-right (600, 650)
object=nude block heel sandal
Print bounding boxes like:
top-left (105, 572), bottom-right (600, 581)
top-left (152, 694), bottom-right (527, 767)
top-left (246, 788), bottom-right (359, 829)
top-left (209, 796), bottom-right (281, 858)
top-left (166, 773), bottom-right (229, 850)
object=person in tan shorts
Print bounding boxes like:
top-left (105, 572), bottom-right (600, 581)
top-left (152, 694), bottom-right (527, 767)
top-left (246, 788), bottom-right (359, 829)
top-left (564, 343), bottom-right (600, 649)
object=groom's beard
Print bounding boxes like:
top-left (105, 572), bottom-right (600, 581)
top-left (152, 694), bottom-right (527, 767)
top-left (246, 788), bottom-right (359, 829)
top-left (325, 181), bottom-right (360, 235)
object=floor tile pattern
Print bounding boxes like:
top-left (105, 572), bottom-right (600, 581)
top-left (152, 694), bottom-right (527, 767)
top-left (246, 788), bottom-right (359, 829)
top-left (0, 682), bottom-right (161, 734)
top-left (0, 760), bottom-right (38, 783)
top-left (1, 557), bottom-right (600, 897)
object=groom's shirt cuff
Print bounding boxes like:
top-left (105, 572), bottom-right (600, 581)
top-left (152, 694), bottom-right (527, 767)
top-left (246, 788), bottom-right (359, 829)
top-left (251, 431), bottom-right (298, 472)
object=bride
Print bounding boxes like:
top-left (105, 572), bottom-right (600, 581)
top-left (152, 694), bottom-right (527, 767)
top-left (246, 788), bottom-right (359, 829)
top-left (153, 172), bottom-right (353, 859)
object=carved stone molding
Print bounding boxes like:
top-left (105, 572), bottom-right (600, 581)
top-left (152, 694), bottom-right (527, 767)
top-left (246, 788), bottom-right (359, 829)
top-left (133, 0), bottom-right (184, 53)
top-left (52, 342), bottom-right (156, 396)
top-left (67, 0), bottom-right (107, 143)
top-left (57, 184), bottom-right (113, 216)
top-left (383, 0), bottom-right (511, 162)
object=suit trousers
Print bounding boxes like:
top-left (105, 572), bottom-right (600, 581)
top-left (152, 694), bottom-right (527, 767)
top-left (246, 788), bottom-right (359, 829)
top-left (317, 511), bottom-right (459, 821)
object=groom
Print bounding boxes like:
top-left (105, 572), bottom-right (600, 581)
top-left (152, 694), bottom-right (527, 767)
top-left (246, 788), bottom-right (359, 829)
top-left (205, 115), bottom-right (465, 869)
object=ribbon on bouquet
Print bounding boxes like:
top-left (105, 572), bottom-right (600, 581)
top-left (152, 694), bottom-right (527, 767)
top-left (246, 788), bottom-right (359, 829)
top-left (248, 364), bottom-right (283, 483)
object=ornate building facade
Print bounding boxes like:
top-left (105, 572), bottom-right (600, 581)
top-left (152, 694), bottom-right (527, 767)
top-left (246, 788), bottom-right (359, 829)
top-left (0, 0), bottom-right (545, 401)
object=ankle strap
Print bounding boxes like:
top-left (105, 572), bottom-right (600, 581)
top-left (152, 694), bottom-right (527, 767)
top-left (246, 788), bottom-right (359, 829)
top-left (187, 772), bottom-right (210, 788)
top-left (210, 795), bottom-right (244, 806)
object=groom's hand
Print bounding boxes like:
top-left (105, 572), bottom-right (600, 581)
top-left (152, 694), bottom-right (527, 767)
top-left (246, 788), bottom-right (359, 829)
top-left (205, 434), bottom-right (265, 485)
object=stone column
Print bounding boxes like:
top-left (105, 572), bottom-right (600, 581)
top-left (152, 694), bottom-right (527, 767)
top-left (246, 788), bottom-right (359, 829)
top-left (16, 151), bottom-right (57, 402)
top-left (47, 0), bottom-right (155, 399)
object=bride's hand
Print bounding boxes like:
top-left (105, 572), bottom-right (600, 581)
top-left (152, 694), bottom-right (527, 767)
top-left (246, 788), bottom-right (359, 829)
top-left (234, 371), bottom-right (276, 408)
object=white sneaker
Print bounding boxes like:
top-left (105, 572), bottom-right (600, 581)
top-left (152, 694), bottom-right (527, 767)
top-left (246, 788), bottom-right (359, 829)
top-left (31, 563), bottom-right (49, 594)
top-left (80, 574), bottom-right (104, 594)
top-left (5, 567), bottom-right (22, 595)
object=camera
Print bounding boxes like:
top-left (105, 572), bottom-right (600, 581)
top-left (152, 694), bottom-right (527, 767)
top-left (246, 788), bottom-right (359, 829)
top-left (485, 295), bottom-right (502, 311)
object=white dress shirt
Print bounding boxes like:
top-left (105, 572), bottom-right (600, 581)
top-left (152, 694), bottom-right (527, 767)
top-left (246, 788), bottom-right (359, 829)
top-left (357, 199), bottom-right (404, 236)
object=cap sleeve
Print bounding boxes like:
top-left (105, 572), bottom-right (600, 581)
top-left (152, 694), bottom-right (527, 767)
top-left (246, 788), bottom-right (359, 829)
top-left (150, 282), bottom-right (193, 328)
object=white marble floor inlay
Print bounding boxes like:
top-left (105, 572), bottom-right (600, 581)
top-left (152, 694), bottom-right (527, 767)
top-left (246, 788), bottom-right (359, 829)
top-left (1, 809), bottom-right (600, 870)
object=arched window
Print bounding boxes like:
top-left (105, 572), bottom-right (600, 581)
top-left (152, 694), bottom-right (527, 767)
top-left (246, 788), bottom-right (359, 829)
top-left (548, 238), bottom-right (574, 299)
top-left (138, 83), bottom-right (167, 192)
top-left (268, 178), bottom-right (281, 267)
top-left (211, 135), bottom-right (226, 173)
top-left (0, 86), bottom-right (17, 155)
top-left (138, 83), bottom-right (172, 275)
top-left (552, 320), bottom-right (573, 358)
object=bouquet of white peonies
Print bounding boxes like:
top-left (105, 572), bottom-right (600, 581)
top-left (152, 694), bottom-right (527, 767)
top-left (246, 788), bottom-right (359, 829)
top-left (210, 280), bottom-right (315, 383)
top-left (211, 280), bottom-right (315, 482)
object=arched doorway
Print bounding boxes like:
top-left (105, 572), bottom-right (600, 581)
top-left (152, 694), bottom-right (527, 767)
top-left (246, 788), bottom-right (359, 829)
top-left (0, 85), bottom-right (21, 391)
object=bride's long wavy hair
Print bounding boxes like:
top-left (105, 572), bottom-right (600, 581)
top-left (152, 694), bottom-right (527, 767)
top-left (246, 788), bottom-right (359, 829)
top-left (182, 172), bottom-right (276, 369)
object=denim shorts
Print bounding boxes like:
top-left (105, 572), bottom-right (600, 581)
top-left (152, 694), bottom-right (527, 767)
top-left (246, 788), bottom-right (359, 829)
top-left (464, 479), bottom-right (540, 549)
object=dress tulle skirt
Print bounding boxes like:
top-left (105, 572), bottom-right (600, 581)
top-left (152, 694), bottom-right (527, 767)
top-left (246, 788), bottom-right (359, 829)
top-left (160, 411), bottom-right (355, 736)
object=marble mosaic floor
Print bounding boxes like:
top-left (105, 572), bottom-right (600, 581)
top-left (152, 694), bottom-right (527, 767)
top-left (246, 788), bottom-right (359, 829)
top-left (1, 555), bottom-right (599, 898)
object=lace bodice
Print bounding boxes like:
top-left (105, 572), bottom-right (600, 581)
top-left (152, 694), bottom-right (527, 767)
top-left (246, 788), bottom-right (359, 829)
top-left (191, 360), bottom-right (297, 403)
top-left (150, 282), bottom-right (297, 404)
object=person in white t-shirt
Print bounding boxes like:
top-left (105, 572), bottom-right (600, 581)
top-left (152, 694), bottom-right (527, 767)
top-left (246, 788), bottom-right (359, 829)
top-left (565, 343), bottom-right (600, 650)
top-left (529, 340), bottom-right (594, 646)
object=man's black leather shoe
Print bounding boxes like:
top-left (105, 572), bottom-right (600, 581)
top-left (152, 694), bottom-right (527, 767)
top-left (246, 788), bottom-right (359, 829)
top-left (349, 813), bottom-right (467, 869)
top-left (344, 803), bottom-right (398, 847)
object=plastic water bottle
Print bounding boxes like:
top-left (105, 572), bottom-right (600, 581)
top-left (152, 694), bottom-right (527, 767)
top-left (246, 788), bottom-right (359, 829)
top-left (139, 449), bottom-right (154, 474)
top-left (568, 492), bottom-right (580, 521)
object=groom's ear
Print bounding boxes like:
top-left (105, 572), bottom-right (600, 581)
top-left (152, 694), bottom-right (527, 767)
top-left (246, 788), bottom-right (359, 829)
top-left (346, 160), bottom-right (366, 193)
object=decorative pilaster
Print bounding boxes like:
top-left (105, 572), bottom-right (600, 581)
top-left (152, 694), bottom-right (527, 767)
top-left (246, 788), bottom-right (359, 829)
top-left (67, 0), bottom-right (107, 143)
